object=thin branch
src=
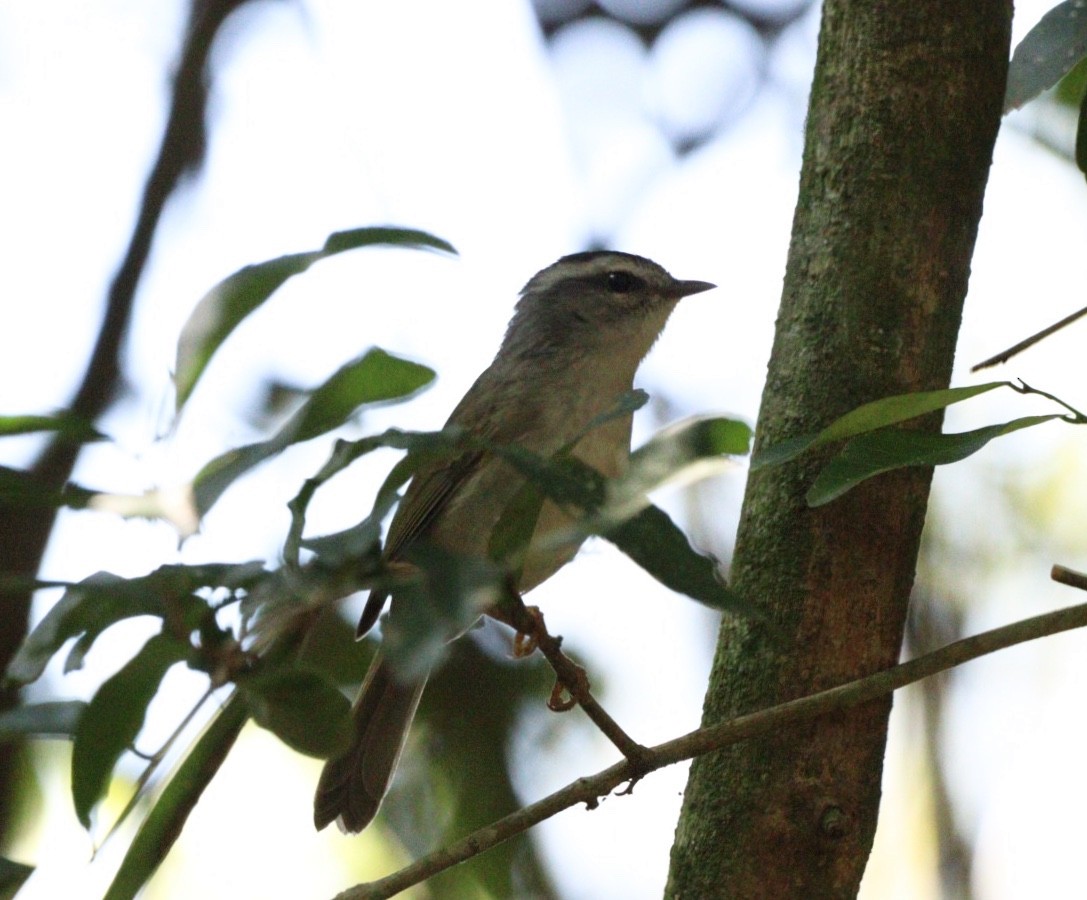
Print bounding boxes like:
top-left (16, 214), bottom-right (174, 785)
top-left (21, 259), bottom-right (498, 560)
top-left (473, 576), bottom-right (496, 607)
top-left (335, 600), bottom-right (1087, 900)
top-left (971, 302), bottom-right (1087, 371)
top-left (1011, 380), bottom-right (1087, 422)
top-left (0, 0), bottom-right (259, 840)
top-left (505, 599), bottom-right (649, 764)
top-left (1052, 564), bottom-right (1087, 592)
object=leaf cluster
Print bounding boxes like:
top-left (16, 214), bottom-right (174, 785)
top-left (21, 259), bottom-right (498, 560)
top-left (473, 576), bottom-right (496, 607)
top-left (1, 226), bottom-right (752, 897)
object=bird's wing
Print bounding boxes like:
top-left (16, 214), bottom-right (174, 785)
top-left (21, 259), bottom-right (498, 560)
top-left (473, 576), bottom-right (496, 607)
top-left (355, 448), bottom-right (483, 637)
top-left (357, 369), bottom-right (546, 636)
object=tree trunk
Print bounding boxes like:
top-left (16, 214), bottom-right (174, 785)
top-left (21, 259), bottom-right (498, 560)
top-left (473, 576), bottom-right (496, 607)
top-left (666, 1), bottom-right (1011, 896)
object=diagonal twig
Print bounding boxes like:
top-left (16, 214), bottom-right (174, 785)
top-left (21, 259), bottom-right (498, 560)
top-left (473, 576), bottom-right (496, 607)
top-left (504, 596), bottom-right (649, 766)
top-left (335, 599), bottom-right (1087, 900)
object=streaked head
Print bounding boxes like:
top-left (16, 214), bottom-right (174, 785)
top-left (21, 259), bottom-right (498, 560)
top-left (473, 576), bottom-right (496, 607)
top-left (501, 251), bottom-right (715, 361)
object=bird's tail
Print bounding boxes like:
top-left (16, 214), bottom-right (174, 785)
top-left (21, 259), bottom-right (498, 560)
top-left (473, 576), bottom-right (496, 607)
top-left (313, 652), bottom-right (426, 833)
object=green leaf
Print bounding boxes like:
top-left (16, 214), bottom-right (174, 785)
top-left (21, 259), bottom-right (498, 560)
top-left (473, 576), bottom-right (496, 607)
top-left (573, 389), bottom-right (649, 440)
top-left (296, 519), bottom-right (385, 571)
top-left (0, 701), bottom-right (86, 741)
top-left (285, 349), bottom-right (434, 445)
top-left (494, 439), bottom-right (757, 619)
top-left (381, 544), bottom-right (505, 682)
top-left (807, 415), bottom-right (1062, 506)
top-left (191, 350), bottom-right (434, 518)
top-left (284, 427), bottom-right (469, 567)
top-left (0, 857), bottom-right (34, 897)
top-left (487, 481), bottom-right (546, 575)
top-left (1005, 0), bottom-right (1087, 112)
top-left (0, 413), bottom-right (104, 442)
top-left (498, 447), bottom-right (609, 510)
top-left (103, 695), bottom-right (247, 900)
top-left (174, 226), bottom-right (454, 409)
top-left (752, 382), bottom-right (1010, 470)
top-left (607, 506), bottom-right (756, 618)
top-left (71, 633), bottom-right (190, 828)
top-left (6, 563), bottom-right (260, 686)
top-left (607, 416), bottom-right (751, 519)
top-left (0, 465), bottom-right (97, 511)
top-left (240, 670), bottom-right (352, 758)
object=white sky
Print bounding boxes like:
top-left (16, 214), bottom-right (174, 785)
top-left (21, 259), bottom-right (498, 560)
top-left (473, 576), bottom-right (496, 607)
top-left (3, 2), bottom-right (1087, 898)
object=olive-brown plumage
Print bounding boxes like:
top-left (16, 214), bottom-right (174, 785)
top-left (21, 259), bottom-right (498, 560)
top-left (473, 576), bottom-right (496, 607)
top-left (314, 251), bottom-right (714, 833)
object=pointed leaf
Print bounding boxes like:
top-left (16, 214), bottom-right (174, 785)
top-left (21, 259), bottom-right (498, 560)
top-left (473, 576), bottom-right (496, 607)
top-left (752, 382), bottom-right (1010, 469)
top-left (607, 506), bottom-right (757, 618)
top-left (607, 416), bottom-right (751, 519)
top-left (71, 633), bottom-right (190, 828)
top-left (320, 226), bottom-right (455, 256)
top-left (191, 351), bottom-right (434, 518)
top-left (103, 695), bottom-right (247, 900)
top-left (175, 227), bottom-right (454, 409)
top-left (574, 389), bottom-right (648, 439)
top-left (1005, 0), bottom-right (1087, 112)
top-left (284, 349), bottom-right (434, 445)
top-left (808, 415), bottom-right (1062, 506)
top-left (0, 701), bottom-right (86, 741)
top-left (494, 444), bottom-right (756, 618)
top-left (487, 481), bottom-right (546, 574)
top-left (176, 251), bottom-right (319, 411)
top-left (240, 670), bottom-right (352, 758)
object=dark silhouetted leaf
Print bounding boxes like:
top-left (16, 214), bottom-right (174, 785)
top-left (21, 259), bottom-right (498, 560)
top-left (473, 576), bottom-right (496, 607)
top-left (608, 506), bottom-right (755, 618)
top-left (0, 857), bottom-right (34, 896)
top-left (807, 415), bottom-right (1062, 506)
top-left (175, 226), bottom-right (454, 409)
top-left (71, 633), bottom-right (190, 828)
top-left (1006, 0), bottom-right (1087, 112)
top-left (495, 424), bottom-right (755, 618)
top-left (0, 701), bottom-right (86, 741)
top-left (7, 563), bottom-right (260, 686)
top-left (103, 695), bottom-right (247, 900)
top-left (0, 465), bottom-right (97, 511)
top-left (240, 670), bottom-right (352, 758)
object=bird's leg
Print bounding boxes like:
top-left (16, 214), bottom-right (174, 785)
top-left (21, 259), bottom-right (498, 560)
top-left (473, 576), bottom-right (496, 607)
top-left (502, 590), bottom-right (650, 770)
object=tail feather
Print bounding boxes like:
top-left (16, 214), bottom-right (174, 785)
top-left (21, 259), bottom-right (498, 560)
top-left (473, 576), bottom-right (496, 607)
top-left (314, 653), bottom-right (426, 833)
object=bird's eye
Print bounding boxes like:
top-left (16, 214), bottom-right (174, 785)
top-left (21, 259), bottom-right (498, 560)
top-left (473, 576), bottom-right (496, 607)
top-left (606, 271), bottom-right (641, 293)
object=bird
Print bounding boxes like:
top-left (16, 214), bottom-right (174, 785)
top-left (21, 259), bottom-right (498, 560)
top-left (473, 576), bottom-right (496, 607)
top-left (313, 250), bottom-right (715, 833)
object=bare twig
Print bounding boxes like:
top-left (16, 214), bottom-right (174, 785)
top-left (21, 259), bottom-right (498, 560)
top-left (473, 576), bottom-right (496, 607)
top-left (0, 0), bottom-right (260, 840)
top-left (1052, 564), bottom-right (1087, 592)
top-left (335, 600), bottom-right (1087, 900)
top-left (505, 598), bottom-right (649, 766)
top-left (972, 303), bottom-right (1087, 371)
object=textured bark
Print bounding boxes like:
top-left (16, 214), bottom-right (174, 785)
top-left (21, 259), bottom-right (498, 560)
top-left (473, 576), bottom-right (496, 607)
top-left (666, 2), bottom-right (1011, 897)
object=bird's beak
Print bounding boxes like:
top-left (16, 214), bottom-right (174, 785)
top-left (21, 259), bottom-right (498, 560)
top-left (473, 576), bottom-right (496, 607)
top-left (672, 279), bottom-right (716, 298)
